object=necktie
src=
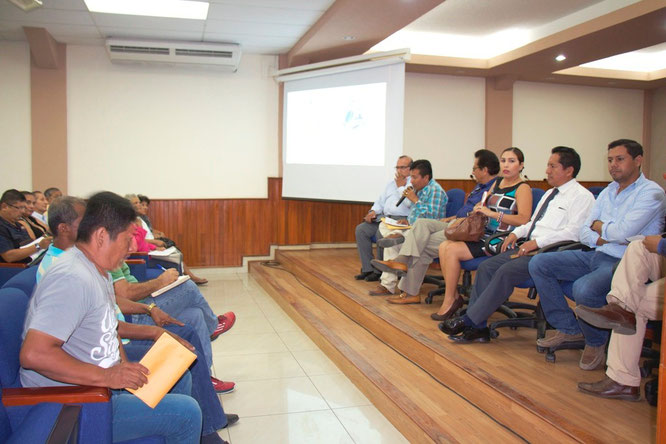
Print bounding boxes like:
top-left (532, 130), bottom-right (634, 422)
top-left (525, 188), bottom-right (559, 240)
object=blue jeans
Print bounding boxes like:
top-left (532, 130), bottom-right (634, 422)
top-left (111, 367), bottom-right (201, 443)
top-left (131, 280), bottom-right (217, 368)
top-left (125, 324), bottom-right (227, 436)
top-left (528, 249), bottom-right (620, 346)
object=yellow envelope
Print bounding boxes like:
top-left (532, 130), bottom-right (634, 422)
top-left (127, 332), bottom-right (197, 408)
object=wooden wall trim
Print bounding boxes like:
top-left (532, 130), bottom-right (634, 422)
top-left (148, 177), bottom-right (610, 267)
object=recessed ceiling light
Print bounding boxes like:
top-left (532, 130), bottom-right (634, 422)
top-left (343, 36), bottom-right (356, 41)
top-left (84, 0), bottom-right (209, 20)
top-left (555, 54), bottom-right (566, 62)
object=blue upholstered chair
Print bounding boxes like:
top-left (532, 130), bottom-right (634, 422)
top-left (1, 266), bottom-right (37, 297)
top-left (0, 263), bottom-right (28, 289)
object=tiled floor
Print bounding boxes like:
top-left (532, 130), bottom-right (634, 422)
top-left (195, 270), bottom-right (408, 444)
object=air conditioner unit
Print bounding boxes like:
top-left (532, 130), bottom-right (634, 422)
top-left (105, 39), bottom-right (241, 71)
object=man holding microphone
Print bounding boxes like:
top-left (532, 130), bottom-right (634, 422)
top-left (354, 155), bottom-right (413, 281)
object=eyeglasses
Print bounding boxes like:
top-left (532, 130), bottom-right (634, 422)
top-left (395, 166), bottom-right (410, 170)
top-left (8, 204), bottom-right (27, 212)
top-left (471, 166), bottom-right (480, 172)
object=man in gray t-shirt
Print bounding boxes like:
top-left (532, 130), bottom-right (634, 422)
top-left (19, 191), bottom-right (203, 443)
top-left (21, 247), bottom-right (120, 387)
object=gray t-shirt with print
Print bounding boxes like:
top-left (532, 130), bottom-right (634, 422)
top-left (20, 246), bottom-right (120, 387)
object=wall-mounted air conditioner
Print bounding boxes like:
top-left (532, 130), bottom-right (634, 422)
top-left (105, 39), bottom-right (241, 71)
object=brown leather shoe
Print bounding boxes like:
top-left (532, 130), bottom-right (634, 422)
top-left (579, 344), bottom-right (606, 371)
top-left (387, 293), bottom-right (420, 304)
top-left (371, 259), bottom-right (407, 274)
top-left (577, 376), bottom-right (640, 401)
top-left (369, 285), bottom-right (393, 296)
top-left (575, 303), bottom-right (636, 335)
top-left (536, 330), bottom-right (584, 348)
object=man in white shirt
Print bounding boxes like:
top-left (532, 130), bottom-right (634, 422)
top-left (439, 147), bottom-right (595, 343)
top-left (354, 155), bottom-right (412, 281)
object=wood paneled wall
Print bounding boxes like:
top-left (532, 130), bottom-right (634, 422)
top-left (148, 177), bottom-right (609, 267)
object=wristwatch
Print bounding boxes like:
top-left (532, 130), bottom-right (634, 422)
top-left (146, 302), bottom-right (157, 313)
top-left (34, 243), bottom-right (41, 251)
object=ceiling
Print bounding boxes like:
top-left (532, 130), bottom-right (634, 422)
top-left (1, 0), bottom-right (665, 89)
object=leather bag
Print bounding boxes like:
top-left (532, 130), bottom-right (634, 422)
top-left (444, 212), bottom-right (488, 242)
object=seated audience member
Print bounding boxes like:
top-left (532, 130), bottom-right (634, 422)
top-left (126, 194), bottom-right (209, 285)
top-left (137, 194), bottom-right (176, 247)
top-left (354, 155), bottom-right (413, 282)
top-left (529, 139), bottom-right (666, 370)
top-left (36, 195), bottom-right (236, 441)
top-left (434, 148), bottom-right (532, 315)
top-left (44, 186), bottom-right (62, 205)
top-left (575, 236), bottom-right (665, 400)
top-left (439, 147), bottom-right (595, 342)
top-left (42, 187), bottom-right (62, 222)
top-left (18, 191), bottom-right (50, 239)
top-left (20, 191), bottom-right (203, 443)
top-left (369, 159), bottom-right (448, 300)
top-left (371, 149), bottom-right (499, 304)
top-left (31, 190), bottom-right (48, 224)
top-left (111, 261), bottom-right (236, 392)
top-left (0, 189), bottom-right (51, 263)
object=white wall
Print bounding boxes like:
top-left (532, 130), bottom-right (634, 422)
top-left (404, 73), bottom-right (485, 179)
top-left (513, 81), bottom-right (644, 181)
top-left (67, 46), bottom-right (279, 199)
top-left (650, 87), bottom-right (666, 189)
top-left (0, 41), bottom-right (31, 191)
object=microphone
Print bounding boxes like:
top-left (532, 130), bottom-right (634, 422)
top-left (523, 174), bottom-right (530, 181)
top-left (396, 185), bottom-right (414, 207)
top-left (469, 174), bottom-right (474, 180)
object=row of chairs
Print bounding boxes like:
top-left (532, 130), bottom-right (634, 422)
top-left (0, 265), bottom-right (165, 443)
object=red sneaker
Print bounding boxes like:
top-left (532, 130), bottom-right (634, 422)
top-left (210, 312), bottom-right (236, 340)
top-left (211, 377), bottom-right (235, 394)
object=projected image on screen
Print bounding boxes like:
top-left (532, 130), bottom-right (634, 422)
top-left (286, 82), bottom-right (387, 166)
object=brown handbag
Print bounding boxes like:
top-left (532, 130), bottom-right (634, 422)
top-left (444, 212), bottom-right (488, 242)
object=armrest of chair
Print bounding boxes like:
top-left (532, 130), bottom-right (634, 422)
top-left (484, 230), bottom-right (512, 255)
top-left (0, 262), bottom-right (28, 269)
top-left (2, 386), bottom-right (110, 407)
top-left (535, 241), bottom-right (580, 254)
top-left (125, 259), bottom-right (146, 265)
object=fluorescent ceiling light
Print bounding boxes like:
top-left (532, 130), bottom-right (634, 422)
top-left (84, 0), bottom-right (209, 20)
top-left (370, 28), bottom-right (531, 59)
top-left (581, 44), bottom-right (666, 72)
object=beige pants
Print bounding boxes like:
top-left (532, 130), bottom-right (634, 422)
top-left (378, 222), bottom-right (405, 293)
top-left (605, 240), bottom-right (665, 387)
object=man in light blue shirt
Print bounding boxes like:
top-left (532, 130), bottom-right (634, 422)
top-left (354, 155), bottom-right (413, 281)
top-left (529, 139), bottom-right (666, 371)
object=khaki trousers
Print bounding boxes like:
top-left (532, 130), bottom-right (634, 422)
top-left (605, 240), bottom-right (665, 387)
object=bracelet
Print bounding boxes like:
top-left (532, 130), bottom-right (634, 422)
top-left (497, 212), bottom-right (504, 224)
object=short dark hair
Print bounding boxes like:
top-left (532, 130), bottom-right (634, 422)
top-left (138, 194), bottom-right (151, 205)
top-left (20, 191), bottom-right (34, 198)
top-left (501, 147), bottom-right (525, 163)
top-left (44, 187), bottom-right (61, 199)
top-left (77, 191), bottom-right (136, 243)
top-left (410, 159), bottom-right (433, 180)
top-left (33, 190), bottom-right (43, 196)
top-left (1, 189), bottom-right (26, 206)
top-left (48, 196), bottom-right (86, 236)
top-left (551, 146), bottom-right (581, 178)
top-left (608, 139), bottom-right (643, 159)
top-left (474, 149), bottom-right (500, 175)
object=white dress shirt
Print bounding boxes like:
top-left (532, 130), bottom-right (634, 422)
top-left (511, 179), bottom-right (595, 248)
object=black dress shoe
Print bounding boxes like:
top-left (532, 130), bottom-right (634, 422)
top-left (364, 271), bottom-right (381, 282)
top-left (354, 271), bottom-right (372, 280)
top-left (449, 327), bottom-right (490, 344)
top-left (223, 413), bottom-right (239, 428)
top-left (438, 316), bottom-right (466, 336)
